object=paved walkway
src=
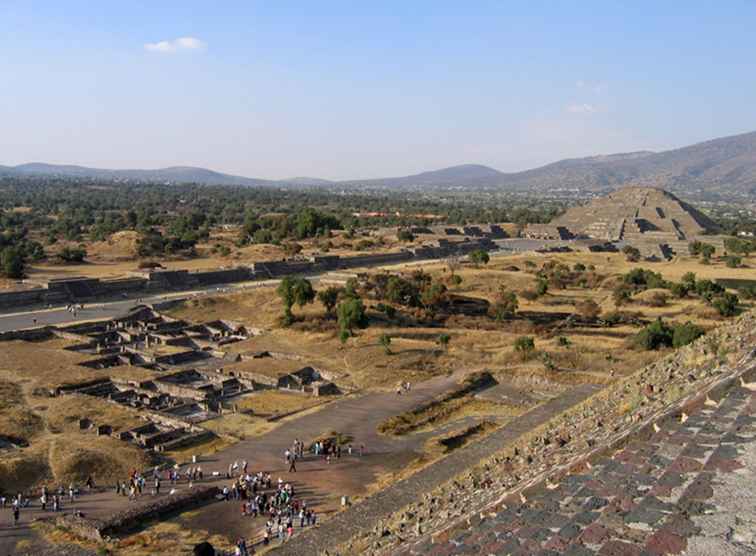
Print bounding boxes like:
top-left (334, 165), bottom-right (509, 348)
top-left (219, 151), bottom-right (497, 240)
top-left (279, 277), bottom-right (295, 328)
top-left (400, 377), bottom-right (756, 555)
top-left (272, 384), bottom-right (602, 556)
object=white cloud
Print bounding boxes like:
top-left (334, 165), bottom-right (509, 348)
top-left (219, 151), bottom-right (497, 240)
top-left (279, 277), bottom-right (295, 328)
top-left (144, 36), bottom-right (206, 53)
top-left (566, 103), bottom-right (597, 114)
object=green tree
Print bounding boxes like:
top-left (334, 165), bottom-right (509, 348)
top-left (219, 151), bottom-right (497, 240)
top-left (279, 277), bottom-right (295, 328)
top-left (1, 247), bottom-right (25, 279)
top-left (712, 293), bottom-right (739, 317)
top-left (469, 249), bottom-right (490, 267)
top-left (317, 286), bottom-right (342, 316)
top-left (535, 277), bottom-right (549, 297)
top-left (491, 288), bottom-right (518, 321)
top-left (276, 276), bottom-right (315, 325)
top-left (514, 336), bottom-right (536, 359)
top-left (337, 296), bottom-right (368, 333)
top-left (672, 322), bottom-right (705, 348)
top-left (634, 318), bottom-right (674, 350)
top-left (379, 333), bottom-right (392, 355)
top-left (700, 243), bottom-right (715, 263)
top-left (437, 333), bottom-right (450, 351)
top-left (681, 272), bottom-right (697, 288)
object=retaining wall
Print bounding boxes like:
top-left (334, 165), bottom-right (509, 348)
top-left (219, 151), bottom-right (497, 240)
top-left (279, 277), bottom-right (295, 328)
top-left (0, 239), bottom-right (496, 311)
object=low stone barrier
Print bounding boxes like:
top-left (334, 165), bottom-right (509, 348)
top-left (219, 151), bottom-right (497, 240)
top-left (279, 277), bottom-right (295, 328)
top-left (56, 485), bottom-right (220, 541)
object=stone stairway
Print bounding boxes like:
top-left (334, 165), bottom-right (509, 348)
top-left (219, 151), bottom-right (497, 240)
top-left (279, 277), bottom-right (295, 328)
top-left (400, 377), bottom-right (756, 555)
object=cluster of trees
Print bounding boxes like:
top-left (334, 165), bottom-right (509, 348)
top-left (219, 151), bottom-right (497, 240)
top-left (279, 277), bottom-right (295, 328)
top-left (689, 241), bottom-right (716, 263)
top-left (239, 208), bottom-right (342, 245)
top-left (634, 318), bottom-right (705, 350)
top-left (0, 229), bottom-right (46, 279)
top-left (276, 276), bottom-right (368, 343)
top-left (614, 268), bottom-right (740, 317)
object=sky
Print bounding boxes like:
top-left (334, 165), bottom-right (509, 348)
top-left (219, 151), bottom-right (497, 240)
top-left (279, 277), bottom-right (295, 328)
top-left (1, 1), bottom-right (755, 180)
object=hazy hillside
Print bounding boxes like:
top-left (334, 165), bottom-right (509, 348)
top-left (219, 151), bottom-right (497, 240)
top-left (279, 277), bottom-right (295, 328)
top-left (5, 163), bottom-right (278, 187)
top-left (496, 131), bottom-right (756, 194)
top-left (3, 130), bottom-right (756, 195)
top-left (340, 164), bottom-right (505, 188)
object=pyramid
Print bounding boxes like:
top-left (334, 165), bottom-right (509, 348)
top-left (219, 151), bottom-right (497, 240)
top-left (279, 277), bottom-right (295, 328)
top-left (549, 187), bottom-right (720, 258)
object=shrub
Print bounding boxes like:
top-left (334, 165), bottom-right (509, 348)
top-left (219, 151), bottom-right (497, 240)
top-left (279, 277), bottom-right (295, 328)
top-left (672, 322), bottom-right (705, 348)
top-left (725, 256), bottom-right (742, 269)
top-left (612, 284), bottom-right (633, 306)
top-left (622, 245), bottom-right (641, 262)
top-left (670, 282), bottom-right (689, 298)
top-left (535, 278), bottom-right (548, 296)
top-left (557, 336), bottom-right (571, 347)
top-left (694, 279), bottom-right (725, 301)
top-left (491, 289), bottom-right (518, 320)
top-left (623, 268), bottom-right (667, 290)
top-left (58, 246), bottom-right (87, 263)
top-left (711, 293), bottom-right (739, 317)
top-left (379, 333), bottom-right (392, 354)
top-left (646, 292), bottom-right (668, 307)
top-left (397, 229), bottom-right (415, 242)
top-left (634, 318), bottom-right (674, 350)
top-left (514, 336), bottom-right (536, 358)
top-left (437, 333), bottom-right (450, 350)
top-left (469, 249), bottom-right (490, 266)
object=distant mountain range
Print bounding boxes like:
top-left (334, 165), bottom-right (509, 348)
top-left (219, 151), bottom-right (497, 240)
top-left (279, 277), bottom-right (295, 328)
top-left (3, 130), bottom-right (756, 195)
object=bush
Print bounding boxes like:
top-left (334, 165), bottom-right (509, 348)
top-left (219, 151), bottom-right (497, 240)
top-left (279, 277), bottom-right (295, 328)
top-left (694, 279), bottom-right (725, 301)
top-left (712, 293), bottom-right (739, 317)
top-left (58, 246), bottom-right (87, 263)
top-left (645, 292), bottom-right (668, 307)
top-left (491, 289), bottom-right (518, 320)
top-left (514, 336), bottom-right (536, 358)
top-left (450, 274), bottom-right (463, 287)
top-left (725, 256), bottom-right (742, 269)
top-left (397, 229), bottom-right (415, 242)
top-left (622, 245), bottom-right (641, 262)
top-left (612, 284), bottom-right (633, 306)
top-left (557, 336), bottom-right (571, 347)
top-left (623, 268), bottom-right (667, 290)
top-left (670, 282), bottom-right (689, 298)
top-left (672, 322), bottom-right (705, 348)
top-left (469, 249), bottom-right (490, 266)
top-left (535, 278), bottom-right (548, 296)
top-left (634, 318), bottom-right (674, 350)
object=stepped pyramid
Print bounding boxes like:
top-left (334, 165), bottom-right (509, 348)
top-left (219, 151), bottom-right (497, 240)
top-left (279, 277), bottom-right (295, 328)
top-left (551, 187), bottom-right (720, 258)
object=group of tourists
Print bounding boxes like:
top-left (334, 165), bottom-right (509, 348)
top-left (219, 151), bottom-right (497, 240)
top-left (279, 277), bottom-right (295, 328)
top-left (2, 480), bottom-right (86, 526)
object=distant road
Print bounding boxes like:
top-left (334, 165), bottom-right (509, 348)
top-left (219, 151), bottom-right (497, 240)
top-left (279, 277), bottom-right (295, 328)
top-left (0, 280), bottom-right (278, 332)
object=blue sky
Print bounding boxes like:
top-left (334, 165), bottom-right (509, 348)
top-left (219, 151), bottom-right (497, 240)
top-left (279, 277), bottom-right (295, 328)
top-left (1, 1), bottom-right (755, 179)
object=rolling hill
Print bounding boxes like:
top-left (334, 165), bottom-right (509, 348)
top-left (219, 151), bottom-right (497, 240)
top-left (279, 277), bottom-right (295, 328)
top-left (3, 130), bottom-right (756, 195)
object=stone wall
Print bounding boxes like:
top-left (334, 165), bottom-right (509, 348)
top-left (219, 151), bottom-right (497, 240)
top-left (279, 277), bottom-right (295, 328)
top-left (57, 486), bottom-right (220, 541)
top-left (0, 239), bottom-right (497, 312)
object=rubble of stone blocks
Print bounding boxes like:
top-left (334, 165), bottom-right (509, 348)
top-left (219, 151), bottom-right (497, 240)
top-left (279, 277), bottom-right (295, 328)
top-left (56, 306), bottom-right (250, 371)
